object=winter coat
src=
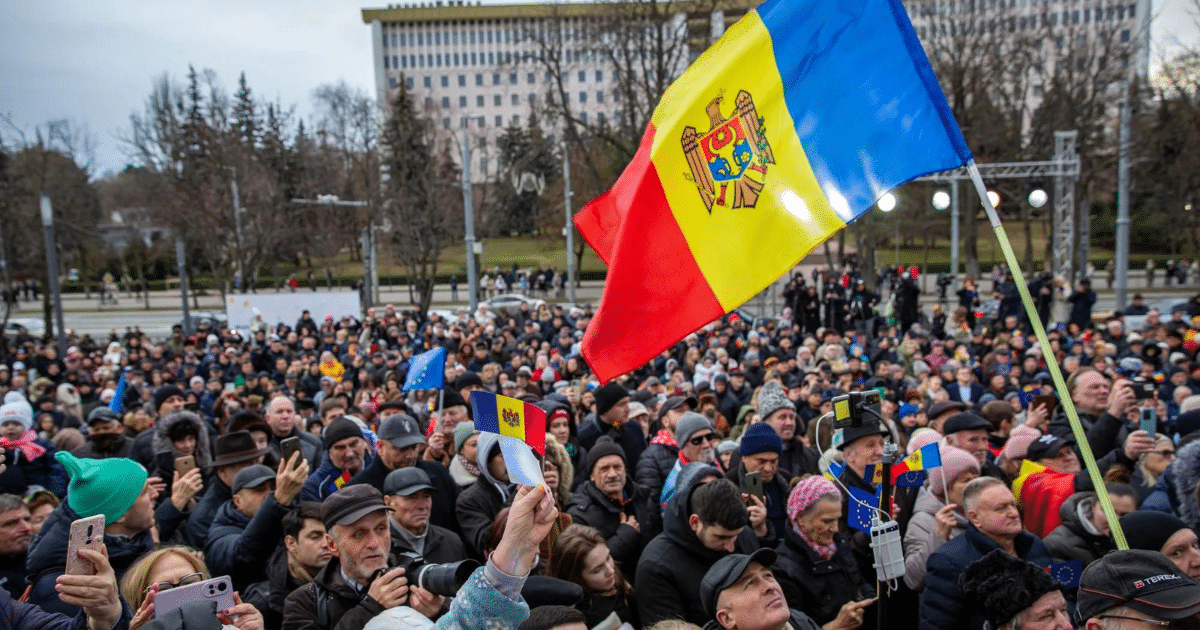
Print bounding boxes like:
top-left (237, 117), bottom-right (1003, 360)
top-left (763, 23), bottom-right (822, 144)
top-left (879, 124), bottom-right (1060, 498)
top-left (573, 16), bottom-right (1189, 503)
top-left (69, 433), bottom-right (133, 460)
top-left (186, 478), bottom-right (232, 549)
top-left (267, 427), bottom-right (323, 470)
top-left (389, 519), bottom-right (468, 565)
top-left (634, 438), bottom-right (677, 500)
top-left (1169, 439), bottom-right (1200, 528)
top-left (455, 433), bottom-right (512, 557)
top-left (0, 436), bottom-right (66, 497)
top-left (919, 524), bottom-right (1053, 630)
top-left (267, 546), bottom-right (306, 630)
top-left (204, 495), bottom-right (291, 592)
top-left (725, 461), bottom-right (789, 543)
top-left (149, 412), bottom-right (213, 500)
top-left (301, 457), bottom-right (364, 503)
top-left (25, 501), bottom-right (154, 616)
top-left (347, 457), bottom-right (460, 534)
top-left (0, 586), bottom-right (131, 630)
top-left (282, 556), bottom-right (390, 630)
top-left (578, 415), bottom-right (647, 469)
top-left (903, 487), bottom-right (967, 591)
top-left (1043, 492), bottom-right (1116, 565)
top-left (565, 478), bottom-right (659, 572)
top-left (633, 470), bottom-right (763, 627)
top-left (773, 524), bottom-right (875, 627)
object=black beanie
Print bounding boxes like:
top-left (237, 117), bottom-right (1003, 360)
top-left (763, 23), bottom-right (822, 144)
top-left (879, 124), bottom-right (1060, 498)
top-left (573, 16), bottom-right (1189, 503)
top-left (586, 436), bottom-right (626, 474)
top-left (959, 550), bottom-right (1062, 630)
top-left (442, 389), bottom-right (469, 414)
top-left (323, 417), bottom-right (364, 449)
top-left (1120, 510), bottom-right (1191, 553)
top-left (1175, 409), bottom-right (1200, 440)
top-left (152, 385), bottom-right (185, 413)
top-left (593, 382), bottom-right (629, 418)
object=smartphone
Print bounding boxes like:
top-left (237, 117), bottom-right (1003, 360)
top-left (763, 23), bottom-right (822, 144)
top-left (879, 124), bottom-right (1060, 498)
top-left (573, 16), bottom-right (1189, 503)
top-left (175, 455), bottom-right (196, 476)
top-left (65, 514), bottom-right (106, 575)
top-left (743, 471), bottom-right (764, 503)
top-left (1140, 407), bottom-right (1157, 436)
top-left (1032, 395), bottom-right (1058, 417)
top-left (280, 436), bottom-right (301, 465)
top-left (154, 575), bottom-right (236, 619)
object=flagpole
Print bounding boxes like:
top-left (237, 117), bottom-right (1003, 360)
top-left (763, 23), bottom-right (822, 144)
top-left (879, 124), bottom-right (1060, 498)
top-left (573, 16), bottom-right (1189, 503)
top-left (964, 161), bottom-right (1127, 550)
top-left (936, 445), bottom-right (949, 511)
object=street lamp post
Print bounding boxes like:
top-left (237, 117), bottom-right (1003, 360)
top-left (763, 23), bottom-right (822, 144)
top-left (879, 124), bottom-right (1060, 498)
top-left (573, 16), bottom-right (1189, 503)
top-left (39, 193), bottom-right (67, 356)
top-left (230, 168), bottom-right (245, 291)
top-left (460, 119), bottom-right (480, 312)
top-left (562, 144), bottom-right (576, 304)
top-left (1115, 81), bottom-right (1132, 311)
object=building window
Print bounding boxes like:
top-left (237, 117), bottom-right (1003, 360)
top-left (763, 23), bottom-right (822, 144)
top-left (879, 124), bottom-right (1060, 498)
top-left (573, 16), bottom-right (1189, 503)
top-left (399, 56), bottom-right (406, 68)
top-left (442, 96), bottom-right (450, 108)
top-left (578, 70), bottom-right (586, 82)
top-left (454, 53), bottom-right (460, 66)
top-left (493, 73), bottom-right (501, 85)
top-left (471, 53), bottom-right (477, 65)
top-left (493, 94), bottom-right (501, 106)
top-left (510, 72), bottom-right (518, 84)
top-left (436, 54), bottom-right (442, 67)
top-left (487, 30), bottom-right (494, 43)
top-left (435, 32), bottom-right (441, 45)
top-left (598, 112), bottom-right (606, 124)
top-left (388, 76), bottom-right (397, 88)
top-left (1120, 29), bottom-right (1130, 42)
top-left (579, 91), bottom-right (587, 103)
top-left (400, 33), bottom-right (406, 46)
top-left (441, 75), bottom-right (449, 87)
top-left (384, 56), bottom-right (389, 69)
top-left (459, 96), bottom-right (467, 107)
top-left (511, 94), bottom-right (520, 105)
top-left (488, 52), bottom-right (495, 65)
top-left (478, 117), bottom-right (485, 128)
top-left (613, 90), bottom-right (620, 102)
top-left (424, 96), bottom-right (432, 109)
top-left (426, 54), bottom-right (432, 66)
top-left (581, 112), bottom-right (588, 123)
top-left (476, 73), bottom-right (484, 86)
top-left (417, 32), bottom-right (424, 46)
top-left (494, 115), bottom-right (502, 127)
top-left (1128, 3), bottom-right (1135, 18)
top-left (595, 70), bottom-right (603, 82)
top-left (477, 95), bottom-right (485, 106)
top-left (481, 156), bottom-right (489, 172)
top-left (469, 30), bottom-right (475, 44)
top-left (458, 74), bottom-right (466, 87)
top-left (512, 114), bottom-right (520, 124)
top-left (424, 76), bottom-right (432, 88)
top-left (527, 72), bottom-right (535, 84)
top-left (528, 93), bottom-right (537, 105)
top-left (405, 76), bottom-right (414, 89)
top-left (596, 91), bottom-right (604, 103)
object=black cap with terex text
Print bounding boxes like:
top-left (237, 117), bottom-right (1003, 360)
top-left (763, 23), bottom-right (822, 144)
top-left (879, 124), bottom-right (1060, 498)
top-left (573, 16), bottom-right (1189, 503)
top-left (1077, 550), bottom-right (1200, 621)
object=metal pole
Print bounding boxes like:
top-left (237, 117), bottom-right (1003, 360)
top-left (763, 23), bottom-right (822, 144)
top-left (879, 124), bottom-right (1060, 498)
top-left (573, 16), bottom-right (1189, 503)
top-left (462, 122), bottom-right (479, 312)
top-left (894, 218), bottom-right (900, 266)
top-left (950, 179), bottom-right (960, 281)
top-left (361, 227), bottom-right (373, 310)
top-left (175, 237), bottom-right (191, 337)
top-left (231, 170), bottom-right (244, 290)
top-left (0, 216), bottom-right (10, 320)
top-left (39, 194), bottom-right (67, 356)
top-left (370, 220), bottom-right (380, 306)
top-left (563, 145), bottom-right (576, 304)
top-left (1115, 82), bottom-right (1132, 311)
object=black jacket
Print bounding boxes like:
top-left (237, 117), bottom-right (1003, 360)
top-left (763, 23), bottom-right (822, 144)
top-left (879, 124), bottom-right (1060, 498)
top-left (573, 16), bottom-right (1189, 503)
top-left (70, 434), bottom-right (133, 460)
top-left (774, 525), bottom-right (875, 627)
top-left (633, 470), bottom-right (762, 627)
top-left (346, 457), bottom-right (459, 534)
top-left (565, 479), bottom-right (660, 572)
top-left (1044, 492), bottom-right (1115, 565)
top-left (919, 524), bottom-right (1053, 630)
top-left (388, 520), bottom-right (468, 565)
top-left (578, 415), bottom-right (647, 466)
top-left (25, 501), bottom-right (154, 616)
top-left (454, 433), bottom-right (511, 557)
top-left (204, 495), bottom-right (291, 591)
top-left (268, 427), bottom-right (323, 470)
top-left (267, 546), bottom-right (307, 630)
top-left (187, 477), bottom-right (232, 549)
top-left (634, 439), bottom-right (677, 500)
top-left (282, 557), bottom-right (385, 630)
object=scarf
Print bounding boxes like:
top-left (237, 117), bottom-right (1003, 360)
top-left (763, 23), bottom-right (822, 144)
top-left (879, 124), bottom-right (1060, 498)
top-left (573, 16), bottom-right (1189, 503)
top-left (457, 454), bottom-right (480, 477)
top-left (649, 429), bottom-right (678, 448)
top-left (0, 430), bottom-right (46, 462)
top-left (795, 526), bottom-right (838, 561)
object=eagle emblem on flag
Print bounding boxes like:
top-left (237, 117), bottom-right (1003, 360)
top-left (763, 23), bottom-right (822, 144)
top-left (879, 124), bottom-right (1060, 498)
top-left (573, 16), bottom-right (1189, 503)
top-left (681, 90), bottom-right (775, 212)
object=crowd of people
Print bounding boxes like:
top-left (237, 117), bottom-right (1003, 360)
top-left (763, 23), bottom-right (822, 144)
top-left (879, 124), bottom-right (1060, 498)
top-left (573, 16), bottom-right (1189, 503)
top-left (0, 266), bottom-right (1199, 630)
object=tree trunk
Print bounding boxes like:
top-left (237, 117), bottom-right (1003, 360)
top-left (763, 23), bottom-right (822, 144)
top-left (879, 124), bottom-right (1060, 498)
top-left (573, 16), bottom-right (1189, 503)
top-left (1022, 203), bottom-right (1034, 274)
top-left (965, 197), bottom-right (979, 279)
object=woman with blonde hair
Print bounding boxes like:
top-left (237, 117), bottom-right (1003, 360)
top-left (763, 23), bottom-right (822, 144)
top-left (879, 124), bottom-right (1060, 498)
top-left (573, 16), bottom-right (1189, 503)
top-left (121, 546), bottom-right (263, 630)
top-left (549, 524), bottom-right (638, 628)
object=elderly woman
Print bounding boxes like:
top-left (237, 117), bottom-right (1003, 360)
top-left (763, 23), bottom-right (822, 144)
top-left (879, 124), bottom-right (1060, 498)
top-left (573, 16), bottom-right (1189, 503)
top-left (903, 445), bottom-right (980, 591)
top-left (121, 546), bottom-right (263, 630)
top-left (773, 476), bottom-right (876, 630)
top-left (1131, 433), bottom-right (1175, 503)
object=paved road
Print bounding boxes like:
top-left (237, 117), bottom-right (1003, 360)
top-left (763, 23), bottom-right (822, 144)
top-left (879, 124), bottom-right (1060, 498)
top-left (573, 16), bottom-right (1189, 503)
top-left (5, 269), bottom-right (1195, 341)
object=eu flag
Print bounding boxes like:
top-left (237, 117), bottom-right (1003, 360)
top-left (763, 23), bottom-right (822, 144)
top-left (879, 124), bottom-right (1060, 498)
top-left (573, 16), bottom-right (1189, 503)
top-left (1047, 560), bottom-right (1083, 588)
top-left (847, 485), bottom-right (881, 535)
top-left (403, 347), bottom-right (446, 392)
top-left (110, 368), bottom-right (128, 414)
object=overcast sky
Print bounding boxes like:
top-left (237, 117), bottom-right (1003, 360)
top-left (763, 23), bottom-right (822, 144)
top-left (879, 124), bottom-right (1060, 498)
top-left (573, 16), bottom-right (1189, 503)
top-left (1, 0), bottom-right (1196, 180)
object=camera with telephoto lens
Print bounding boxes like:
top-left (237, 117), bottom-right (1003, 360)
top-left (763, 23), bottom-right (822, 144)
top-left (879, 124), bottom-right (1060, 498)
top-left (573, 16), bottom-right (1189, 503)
top-left (374, 552), bottom-right (480, 598)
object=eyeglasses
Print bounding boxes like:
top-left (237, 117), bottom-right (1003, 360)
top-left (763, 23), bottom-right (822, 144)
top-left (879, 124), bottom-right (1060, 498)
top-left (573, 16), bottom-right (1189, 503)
top-left (148, 572), bottom-right (204, 593)
top-left (1150, 449), bottom-right (1177, 458)
top-left (688, 433), bottom-right (720, 446)
top-left (1098, 615), bottom-right (1200, 630)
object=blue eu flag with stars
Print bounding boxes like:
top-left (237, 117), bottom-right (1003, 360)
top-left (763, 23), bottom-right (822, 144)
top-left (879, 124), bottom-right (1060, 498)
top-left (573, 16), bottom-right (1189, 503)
top-left (846, 485), bottom-right (881, 535)
top-left (1047, 560), bottom-right (1083, 588)
top-left (403, 347), bottom-right (446, 392)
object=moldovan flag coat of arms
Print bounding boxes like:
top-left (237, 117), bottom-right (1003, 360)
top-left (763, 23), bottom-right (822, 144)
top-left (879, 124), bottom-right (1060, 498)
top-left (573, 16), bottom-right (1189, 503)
top-left (575, 0), bottom-right (973, 382)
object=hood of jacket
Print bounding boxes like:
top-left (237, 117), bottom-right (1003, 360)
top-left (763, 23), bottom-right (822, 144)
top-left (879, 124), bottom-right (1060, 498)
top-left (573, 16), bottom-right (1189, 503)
top-left (27, 500), bottom-right (154, 578)
top-left (474, 432), bottom-right (511, 501)
top-left (153, 410), bottom-right (213, 469)
top-left (1173, 439), bottom-right (1200, 528)
top-left (1057, 492), bottom-right (1106, 539)
top-left (663, 463), bottom-right (728, 562)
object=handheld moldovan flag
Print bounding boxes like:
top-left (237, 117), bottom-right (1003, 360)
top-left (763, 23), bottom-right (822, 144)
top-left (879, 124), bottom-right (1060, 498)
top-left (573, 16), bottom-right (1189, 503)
top-left (470, 390), bottom-right (547, 487)
top-left (863, 442), bottom-right (941, 488)
top-left (403, 347), bottom-right (446, 392)
top-left (110, 368), bottom-right (128, 414)
top-left (574, 0), bottom-right (973, 382)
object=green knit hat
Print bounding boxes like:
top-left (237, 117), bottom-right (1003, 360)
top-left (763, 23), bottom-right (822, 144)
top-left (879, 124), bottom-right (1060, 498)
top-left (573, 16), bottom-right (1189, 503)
top-left (55, 451), bottom-right (148, 525)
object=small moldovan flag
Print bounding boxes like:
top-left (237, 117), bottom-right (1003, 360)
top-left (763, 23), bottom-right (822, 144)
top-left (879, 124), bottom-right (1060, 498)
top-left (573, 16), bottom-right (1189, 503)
top-left (110, 368), bottom-right (128, 414)
top-left (470, 391), bottom-right (548, 487)
top-left (574, 0), bottom-right (973, 382)
top-left (403, 347), bottom-right (446, 392)
top-left (1047, 560), bottom-right (1083, 588)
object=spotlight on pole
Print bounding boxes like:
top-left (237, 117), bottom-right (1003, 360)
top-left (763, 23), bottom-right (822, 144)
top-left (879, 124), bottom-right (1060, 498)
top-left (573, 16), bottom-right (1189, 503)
top-left (1028, 189), bottom-right (1048, 209)
top-left (878, 192), bottom-right (897, 212)
top-left (932, 190), bottom-right (951, 211)
top-left (986, 190), bottom-right (1001, 209)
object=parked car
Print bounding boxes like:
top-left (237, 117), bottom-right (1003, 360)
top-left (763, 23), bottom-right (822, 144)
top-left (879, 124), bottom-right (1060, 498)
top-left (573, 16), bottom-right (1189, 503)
top-left (1125, 298), bottom-right (1190, 331)
top-left (4, 317), bottom-right (46, 339)
top-left (177, 311), bottom-right (228, 333)
top-left (485, 293), bottom-right (546, 312)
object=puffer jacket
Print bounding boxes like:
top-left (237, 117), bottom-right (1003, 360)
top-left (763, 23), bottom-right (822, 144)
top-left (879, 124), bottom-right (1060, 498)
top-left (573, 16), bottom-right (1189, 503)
top-left (1043, 492), bottom-right (1116, 565)
top-left (455, 433), bottom-right (512, 557)
top-left (186, 477), bottom-right (232, 549)
top-left (773, 524), bottom-right (874, 627)
top-left (149, 411), bottom-right (213, 503)
top-left (633, 468), bottom-right (762, 627)
top-left (0, 586), bottom-right (132, 630)
top-left (25, 501), bottom-right (154, 616)
top-left (0, 436), bottom-right (67, 498)
top-left (634, 432), bottom-right (677, 500)
top-left (203, 494), bottom-right (291, 592)
top-left (919, 524), bottom-right (1053, 630)
top-left (1171, 439), bottom-right (1200, 528)
top-left (565, 478), bottom-right (659, 572)
top-left (902, 487), bottom-right (967, 591)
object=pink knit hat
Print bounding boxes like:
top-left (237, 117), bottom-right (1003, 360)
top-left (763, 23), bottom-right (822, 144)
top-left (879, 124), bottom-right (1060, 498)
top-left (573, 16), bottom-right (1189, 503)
top-left (907, 427), bottom-right (942, 456)
top-left (1001, 423), bottom-right (1042, 460)
top-left (787, 475), bottom-right (841, 523)
top-left (929, 445), bottom-right (980, 498)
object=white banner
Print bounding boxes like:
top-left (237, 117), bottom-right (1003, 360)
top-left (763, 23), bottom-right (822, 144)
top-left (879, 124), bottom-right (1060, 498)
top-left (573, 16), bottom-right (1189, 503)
top-left (224, 292), bottom-right (362, 331)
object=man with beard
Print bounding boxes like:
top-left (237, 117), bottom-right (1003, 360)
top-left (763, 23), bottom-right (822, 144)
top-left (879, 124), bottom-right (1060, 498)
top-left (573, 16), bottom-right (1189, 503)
top-left (0, 495), bottom-right (32, 599)
top-left (658, 413), bottom-right (723, 509)
top-left (302, 417), bottom-right (370, 501)
top-left (71, 407), bottom-right (133, 459)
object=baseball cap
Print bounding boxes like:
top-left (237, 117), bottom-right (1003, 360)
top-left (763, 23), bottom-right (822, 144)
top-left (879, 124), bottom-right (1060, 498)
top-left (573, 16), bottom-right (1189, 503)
top-left (1077, 550), bottom-right (1200, 621)
top-left (383, 467), bottom-right (435, 496)
top-left (1025, 433), bottom-right (1074, 462)
top-left (700, 548), bottom-right (778, 618)
top-left (377, 413), bottom-right (425, 449)
top-left (322, 484), bottom-right (390, 529)
top-left (231, 464), bottom-right (276, 494)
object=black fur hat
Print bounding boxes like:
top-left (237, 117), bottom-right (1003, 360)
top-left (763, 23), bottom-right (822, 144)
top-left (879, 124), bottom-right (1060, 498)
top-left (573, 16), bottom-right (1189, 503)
top-left (959, 550), bottom-right (1062, 629)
